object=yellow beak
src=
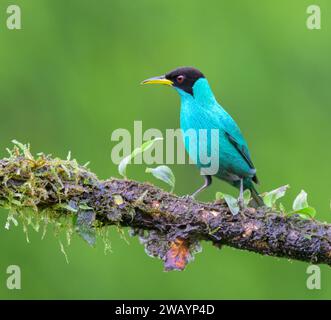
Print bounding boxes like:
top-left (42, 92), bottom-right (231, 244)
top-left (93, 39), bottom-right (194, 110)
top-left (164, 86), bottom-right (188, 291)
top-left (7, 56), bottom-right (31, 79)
top-left (141, 75), bottom-right (173, 86)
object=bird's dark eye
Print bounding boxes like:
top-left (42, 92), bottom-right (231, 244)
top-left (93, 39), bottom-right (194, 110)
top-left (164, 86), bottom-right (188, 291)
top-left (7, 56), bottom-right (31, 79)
top-left (176, 75), bottom-right (184, 84)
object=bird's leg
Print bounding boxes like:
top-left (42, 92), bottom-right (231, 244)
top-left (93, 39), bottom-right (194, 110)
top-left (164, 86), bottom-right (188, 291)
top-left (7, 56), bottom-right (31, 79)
top-left (190, 175), bottom-right (212, 198)
top-left (238, 178), bottom-right (244, 209)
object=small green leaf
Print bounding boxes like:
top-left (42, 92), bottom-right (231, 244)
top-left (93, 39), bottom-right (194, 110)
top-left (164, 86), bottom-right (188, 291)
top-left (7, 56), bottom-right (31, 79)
top-left (290, 190), bottom-right (316, 219)
top-left (262, 185), bottom-right (289, 208)
top-left (243, 189), bottom-right (251, 207)
top-left (145, 165), bottom-right (175, 192)
top-left (216, 192), bottom-right (240, 216)
top-left (292, 190), bottom-right (308, 211)
top-left (290, 206), bottom-right (316, 219)
top-left (295, 206), bottom-right (316, 219)
top-left (118, 137), bottom-right (163, 178)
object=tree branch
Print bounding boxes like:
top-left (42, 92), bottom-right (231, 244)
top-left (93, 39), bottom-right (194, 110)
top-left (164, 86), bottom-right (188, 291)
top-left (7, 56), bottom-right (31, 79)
top-left (1, 146), bottom-right (331, 271)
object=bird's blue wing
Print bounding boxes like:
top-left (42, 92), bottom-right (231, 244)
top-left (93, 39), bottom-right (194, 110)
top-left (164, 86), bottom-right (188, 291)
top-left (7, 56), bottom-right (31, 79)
top-left (224, 131), bottom-right (259, 184)
top-left (225, 131), bottom-right (255, 169)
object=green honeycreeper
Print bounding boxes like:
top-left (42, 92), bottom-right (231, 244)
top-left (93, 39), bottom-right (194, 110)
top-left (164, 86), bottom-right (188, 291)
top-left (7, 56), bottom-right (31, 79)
top-left (142, 67), bottom-right (263, 207)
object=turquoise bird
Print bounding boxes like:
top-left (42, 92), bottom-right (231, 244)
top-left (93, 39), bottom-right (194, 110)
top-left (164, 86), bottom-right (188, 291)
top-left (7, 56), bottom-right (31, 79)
top-left (142, 67), bottom-right (263, 207)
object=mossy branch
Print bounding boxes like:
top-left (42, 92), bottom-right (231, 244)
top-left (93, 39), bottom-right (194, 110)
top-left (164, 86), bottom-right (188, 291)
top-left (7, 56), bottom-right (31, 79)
top-left (1, 145), bottom-right (331, 271)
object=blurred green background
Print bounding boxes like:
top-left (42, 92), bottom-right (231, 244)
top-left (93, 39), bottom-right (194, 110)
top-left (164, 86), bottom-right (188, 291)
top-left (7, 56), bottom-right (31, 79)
top-left (0, 0), bottom-right (330, 299)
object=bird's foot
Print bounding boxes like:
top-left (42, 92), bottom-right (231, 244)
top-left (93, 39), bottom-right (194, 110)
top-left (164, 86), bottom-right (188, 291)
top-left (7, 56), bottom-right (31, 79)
top-left (237, 197), bottom-right (245, 211)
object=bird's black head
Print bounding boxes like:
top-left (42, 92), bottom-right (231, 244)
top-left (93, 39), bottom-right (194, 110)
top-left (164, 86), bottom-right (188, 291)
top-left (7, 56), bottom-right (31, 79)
top-left (165, 67), bottom-right (205, 95)
top-left (142, 67), bottom-right (205, 95)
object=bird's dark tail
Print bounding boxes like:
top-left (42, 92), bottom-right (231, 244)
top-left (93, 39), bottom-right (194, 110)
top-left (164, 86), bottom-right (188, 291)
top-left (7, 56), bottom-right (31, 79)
top-left (248, 184), bottom-right (264, 208)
